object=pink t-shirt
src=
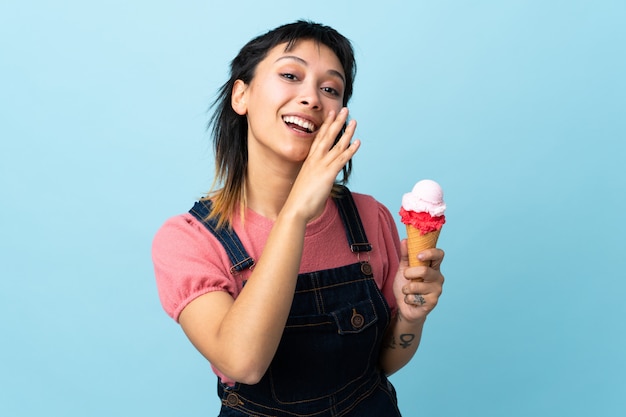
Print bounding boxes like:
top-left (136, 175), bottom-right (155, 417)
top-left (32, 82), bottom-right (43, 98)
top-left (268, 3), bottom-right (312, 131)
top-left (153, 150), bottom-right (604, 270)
top-left (152, 192), bottom-right (401, 383)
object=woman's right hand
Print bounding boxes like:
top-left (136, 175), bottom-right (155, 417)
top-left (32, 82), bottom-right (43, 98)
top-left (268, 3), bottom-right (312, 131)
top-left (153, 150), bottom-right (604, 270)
top-left (285, 107), bottom-right (360, 222)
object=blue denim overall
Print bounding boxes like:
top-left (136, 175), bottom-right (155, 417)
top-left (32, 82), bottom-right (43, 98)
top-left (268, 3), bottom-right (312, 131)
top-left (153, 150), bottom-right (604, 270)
top-left (189, 186), bottom-right (401, 417)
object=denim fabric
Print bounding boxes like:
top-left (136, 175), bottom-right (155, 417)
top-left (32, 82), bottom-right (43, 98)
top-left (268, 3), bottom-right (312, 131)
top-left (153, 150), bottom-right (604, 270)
top-left (189, 200), bottom-right (255, 273)
top-left (191, 187), bottom-right (400, 417)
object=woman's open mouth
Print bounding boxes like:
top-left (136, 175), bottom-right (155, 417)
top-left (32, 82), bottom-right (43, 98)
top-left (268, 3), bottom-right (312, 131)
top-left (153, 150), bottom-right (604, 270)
top-left (283, 116), bottom-right (317, 134)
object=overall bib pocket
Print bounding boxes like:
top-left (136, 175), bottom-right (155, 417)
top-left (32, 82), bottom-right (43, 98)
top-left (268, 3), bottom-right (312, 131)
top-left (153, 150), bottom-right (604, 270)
top-left (269, 298), bottom-right (380, 404)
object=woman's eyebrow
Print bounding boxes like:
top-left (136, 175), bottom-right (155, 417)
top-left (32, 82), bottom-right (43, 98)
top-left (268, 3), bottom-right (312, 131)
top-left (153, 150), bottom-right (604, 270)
top-left (274, 55), bottom-right (345, 84)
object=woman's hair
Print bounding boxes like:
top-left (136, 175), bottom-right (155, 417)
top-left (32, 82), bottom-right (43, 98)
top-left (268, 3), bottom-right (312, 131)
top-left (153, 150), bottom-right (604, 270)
top-left (206, 20), bottom-right (357, 228)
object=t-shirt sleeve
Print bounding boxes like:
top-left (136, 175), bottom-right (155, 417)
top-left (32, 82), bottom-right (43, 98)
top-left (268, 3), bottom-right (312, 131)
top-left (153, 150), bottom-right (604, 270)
top-left (151, 214), bottom-right (239, 322)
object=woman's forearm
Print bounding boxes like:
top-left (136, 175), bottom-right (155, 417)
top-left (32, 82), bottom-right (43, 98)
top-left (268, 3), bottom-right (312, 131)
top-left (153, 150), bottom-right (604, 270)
top-left (379, 312), bottom-right (426, 375)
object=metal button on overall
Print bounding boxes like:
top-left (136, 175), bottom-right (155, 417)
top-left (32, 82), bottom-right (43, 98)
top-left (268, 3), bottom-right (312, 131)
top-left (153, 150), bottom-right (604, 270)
top-left (351, 308), bottom-right (365, 329)
top-left (226, 393), bottom-right (240, 407)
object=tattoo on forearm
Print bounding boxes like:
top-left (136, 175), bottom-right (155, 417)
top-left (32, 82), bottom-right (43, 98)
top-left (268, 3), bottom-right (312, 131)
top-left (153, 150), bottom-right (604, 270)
top-left (399, 334), bottom-right (415, 348)
top-left (383, 316), bottom-right (415, 350)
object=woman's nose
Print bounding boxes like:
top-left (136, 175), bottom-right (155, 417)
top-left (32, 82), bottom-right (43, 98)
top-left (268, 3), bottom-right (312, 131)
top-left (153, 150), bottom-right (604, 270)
top-left (298, 84), bottom-right (321, 110)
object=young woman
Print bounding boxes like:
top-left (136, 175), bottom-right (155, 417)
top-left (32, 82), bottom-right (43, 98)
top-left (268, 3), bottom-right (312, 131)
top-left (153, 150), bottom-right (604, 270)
top-left (153, 20), bottom-right (445, 416)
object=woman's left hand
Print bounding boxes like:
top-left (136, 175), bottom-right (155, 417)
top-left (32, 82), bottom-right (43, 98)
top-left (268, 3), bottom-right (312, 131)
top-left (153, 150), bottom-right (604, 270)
top-left (393, 239), bottom-right (445, 323)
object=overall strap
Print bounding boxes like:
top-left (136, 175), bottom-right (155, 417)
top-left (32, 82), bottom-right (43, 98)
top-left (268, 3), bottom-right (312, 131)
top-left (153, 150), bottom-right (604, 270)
top-left (333, 185), bottom-right (372, 253)
top-left (189, 200), bottom-right (255, 274)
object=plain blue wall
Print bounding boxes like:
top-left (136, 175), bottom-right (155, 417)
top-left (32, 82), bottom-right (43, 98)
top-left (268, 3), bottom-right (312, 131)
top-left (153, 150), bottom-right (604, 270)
top-left (1, 1), bottom-right (624, 416)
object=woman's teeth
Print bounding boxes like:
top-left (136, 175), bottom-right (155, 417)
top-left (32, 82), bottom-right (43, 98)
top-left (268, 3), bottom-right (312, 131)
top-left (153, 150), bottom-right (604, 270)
top-left (283, 116), bottom-right (315, 133)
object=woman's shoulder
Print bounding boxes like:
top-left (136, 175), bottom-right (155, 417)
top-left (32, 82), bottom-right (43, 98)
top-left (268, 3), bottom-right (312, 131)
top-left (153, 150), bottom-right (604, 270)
top-left (349, 191), bottom-right (395, 222)
top-left (350, 190), bottom-right (378, 205)
top-left (153, 212), bottom-right (211, 248)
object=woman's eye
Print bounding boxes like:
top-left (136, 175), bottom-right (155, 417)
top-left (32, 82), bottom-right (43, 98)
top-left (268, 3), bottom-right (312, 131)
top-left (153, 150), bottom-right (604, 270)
top-left (281, 73), bottom-right (297, 80)
top-left (322, 86), bottom-right (340, 97)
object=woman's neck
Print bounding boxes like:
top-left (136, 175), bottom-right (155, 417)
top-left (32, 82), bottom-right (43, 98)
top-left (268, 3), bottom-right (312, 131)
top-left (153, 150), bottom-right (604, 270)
top-left (245, 158), bottom-right (300, 221)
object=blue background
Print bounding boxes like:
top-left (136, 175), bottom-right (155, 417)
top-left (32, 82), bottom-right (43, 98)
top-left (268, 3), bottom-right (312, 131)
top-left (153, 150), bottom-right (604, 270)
top-left (2, 1), bottom-right (624, 416)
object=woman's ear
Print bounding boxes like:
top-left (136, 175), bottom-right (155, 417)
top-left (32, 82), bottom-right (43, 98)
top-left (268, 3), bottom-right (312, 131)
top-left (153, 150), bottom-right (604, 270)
top-left (231, 80), bottom-right (248, 115)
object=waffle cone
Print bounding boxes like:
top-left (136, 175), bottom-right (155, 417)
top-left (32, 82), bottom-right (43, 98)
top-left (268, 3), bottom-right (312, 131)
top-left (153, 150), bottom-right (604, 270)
top-left (406, 226), bottom-right (441, 267)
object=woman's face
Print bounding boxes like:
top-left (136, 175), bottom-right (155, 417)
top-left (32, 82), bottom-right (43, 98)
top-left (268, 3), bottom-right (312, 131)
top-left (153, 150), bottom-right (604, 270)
top-left (232, 39), bottom-right (346, 166)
